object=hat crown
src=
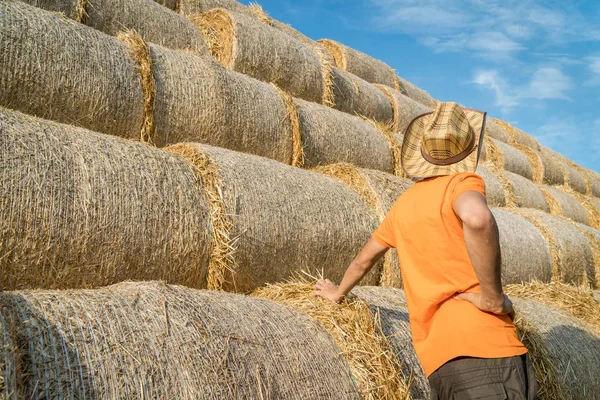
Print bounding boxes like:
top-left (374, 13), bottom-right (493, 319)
top-left (421, 102), bottom-right (474, 161)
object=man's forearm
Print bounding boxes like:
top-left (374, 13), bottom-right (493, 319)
top-left (336, 259), bottom-right (375, 297)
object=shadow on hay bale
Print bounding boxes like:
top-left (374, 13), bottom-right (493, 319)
top-left (0, 281), bottom-right (363, 399)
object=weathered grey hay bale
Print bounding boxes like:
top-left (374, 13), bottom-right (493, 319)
top-left (476, 164), bottom-right (506, 207)
top-left (318, 39), bottom-right (397, 89)
top-left (492, 209), bottom-right (553, 284)
top-left (540, 186), bottom-right (589, 225)
top-left (193, 10), bottom-right (326, 103)
top-left (512, 298), bottom-right (600, 399)
top-left (485, 119), bottom-right (510, 143)
top-left (293, 99), bottom-right (395, 172)
top-left (141, 43), bottom-right (294, 162)
top-left (0, 108), bottom-right (211, 291)
top-left (330, 67), bottom-right (394, 123)
top-left (153, 0), bottom-right (177, 9)
top-left (0, 1), bottom-right (144, 139)
top-left (394, 75), bottom-right (437, 109)
top-left (512, 209), bottom-right (593, 286)
top-left (351, 286), bottom-right (430, 400)
top-left (375, 84), bottom-right (430, 135)
top-left (167, 144), bottom-right (381, 293)
top-left (0, 282), bottom-right (362, 399)
top-left (179, 0), bottom-right (253, 16)
top-left (493, 139), bottom-right (534, 180)
top-left (503, 171), bottom-right (549, 211)
top-left (23, 0), bottom-right (208, 52)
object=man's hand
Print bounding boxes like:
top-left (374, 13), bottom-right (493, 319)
top-left (314, 279), bottom-right (345, 303)
top-left (455, 291), bottom-right (514, 318)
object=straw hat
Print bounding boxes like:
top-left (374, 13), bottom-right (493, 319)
top-left (401, 102), bottom-right (487, 179)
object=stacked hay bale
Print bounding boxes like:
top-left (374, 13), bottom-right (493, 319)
top-left (21, 0), bottom-right (208, 52)
top-left (0, 282), bottom-right (363, 399)
top-left (394, 75), bottom-right (437, 108)
top-left (375, 85), bottom-right (432, 135)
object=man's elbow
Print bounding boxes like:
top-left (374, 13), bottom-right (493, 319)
top-left (462, 207), bottom-right (494, 231)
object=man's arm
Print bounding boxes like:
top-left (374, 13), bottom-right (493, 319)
top-left (453, 191), bottom-right (513, 315)
top-left (314, 237), bottom-right (389, 303)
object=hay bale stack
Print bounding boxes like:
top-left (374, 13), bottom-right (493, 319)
top-left (485, 119), bottom-right (510, 143)
top-left (253, 280), bottom-right (409, 400)
top-left (0, 282), bottom-right (363, 399)
top-left (510, 209), bottom-right (594, 286)
top-left (542, 147), bottom-right (588, 194)
top-left (23, 0), bottom-right (208, 52)
top-left (503, 171), bottom-right (549, 211)
top-left (394, 75), bottom-right (437, 109)
top-left (193, 10), bottom-right (326, 104)
top-left (153, 0), bottom-right (177, 9)
top-left (293, 99), bottom-right (396, 172)
top-left (178, 0), bottom-right (253, 16)
top-left (492, 209), bottom-right (553, 284)
top-left (313, 164), bottom-right (413, 287)
top-left (318, 39), bottom-right (397, 89)
top-left (167, 144), bottom-right (381, 293)
top-left (538, 150), bottom-right (565, 186)
top-left (351, 286), bottom-right (431, 400)
top-left (0, 1), bottom-right (144, 139)
top-left (475, 164), bottom-right (506, 207)
top-left (587, 169), bottom-right (600, 198)
top-left (0, 108), bottom-right (211, 291)
top-left (492, 118), bottom-right (541, 151)
top-left (511, 297), bottom-right (600, 399)
top-left (375, 85), bottom-right (431, 135)
top-left (330, 67), bottom-right (394, 124)
top-left (540, 186), bottom-right (589, 226)
top-left (577, 225), bottom-right (600, 287)
top-left (489, 139), bottom-right (534, 180)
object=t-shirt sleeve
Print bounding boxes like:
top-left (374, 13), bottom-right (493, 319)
top-left (450, 173), bottom-right (486, 204)
top-left (372, 206), bottom-right (396, 248)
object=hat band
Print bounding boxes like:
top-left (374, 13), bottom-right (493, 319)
top-left (420, 132), bottom-right (476, 166)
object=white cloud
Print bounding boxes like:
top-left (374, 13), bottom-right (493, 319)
top-left (526, 68), bottom-right (571, 100)
top-left (472, 70), bottom-right (518, 110)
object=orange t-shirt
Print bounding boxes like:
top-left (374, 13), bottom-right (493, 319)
top-left (372, 172), bottom-right (526, 377)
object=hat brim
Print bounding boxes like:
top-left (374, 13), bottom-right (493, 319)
top-left (401, 108), bottom-right (487, 179)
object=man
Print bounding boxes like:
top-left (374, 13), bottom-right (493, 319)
top-left (315, 102), bottom-right (537, 399)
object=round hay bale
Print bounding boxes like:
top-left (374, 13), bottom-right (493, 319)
top-left (313, 164), bottom-right (413, 287)
top-left (179, 0), bottom-right (252, 16)
top-left (492, 209), bottom-right (553, 284)
top-left (330, 67), bottom-right (394, 124)
top-left (293, 99), bottom-right (395, 172)
top-left (153, 0), bottom-right (178, 10)
top-left (587, 169), bottom-right (600, 198)
top-left (0, 107), bottom-right (211, 291)
top-left (491, 118), bottom-right (541, 151)
top-left (475, 164), bottom-right (506, 207)
top-left (511, 297), bottom-right (600, 399)
top-left (542, 147), bottom-right (588, 194)
top-left (193, 10), bottom-right (325, 104)
top-left (0, 1), bottom-right (144, 140)
top-left (394, 75), bottom-right (437, 109)
top-left (538, 149), bottom-right (565, 186)
top-left (167, 143), bottom-right (382, 293)
top-left (503, 171), bottom-right (549, 211)
top-left (253, 280), bottom-right (409, 399)
top-left (511, 209), bottom-right (593, 286)
top-left (493, 139), bottom-right (534, 180)
top-left (576, 224), bottom-right (600, 287)
top-left (0, 281), bottom-right (363, 399)
top-left (485, 119), bottom-right (510, 143)
top-left (350, 286), bottom-right (431, 400)
top-left (139, 42), bottom-right (294, 162)
top-left (375, 84), bottom-right (430, 135)
top-left (540, 186), bottom-right (589, 225)
top-left (318, 39), bottom-right (397, 88)
top-left (513, 144), bottom-right (544, 183)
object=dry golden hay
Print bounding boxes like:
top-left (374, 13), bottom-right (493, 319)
top-left (575, 224), bottom-right (600, 288)
top-left (587, 168), bottom-right (600, 198)
top-left (485, 119), bottom-right (511, 143)
top-left (492, 208), bottom-right (553, 284)
top-left (166, 143), bottom-right (381, 293)
top-left (318, 39), bottom-right (397, 89)
top-left (482, 137), bottom-right (503, 168)
top-left (0, 1), bottom-right (144, 139)
top-left (503, 170), bottom-right (550, 212)
top-left (292, 98), bottom-right (395, 172)
top-left (491, 118), bottom-right (541, 151)
top-left (0, 107), bottom-right (211, 291)
top-left (313, 164), bottom-right (413, 287)
top-left (374, 84), bottom-right (431, 135)
top-left (330, 67), bottom-right (395, 124)
top-left (567, 161), bottom-right (593, 195)
top-left (0, 281), bottom-right (364, 399)
top-left (192, 9), bottom-right (326, 104)
top-left (540, 186), bottom-right (590, 226)
top-left (394, 75), bottom-right (437, 109)
top-left (492, 139), bottom-right (534, 180)
top-left (510, 297), bottom-right (600, 399)
top-left (475, 164), bottom-right (507, 207)
top-left (252, 280), bottom-right (410, 400)
top-left (537, 149), bottom-right (565, 186)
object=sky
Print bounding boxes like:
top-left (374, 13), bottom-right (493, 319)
top-left (248, 0), bottom-right (600, 172)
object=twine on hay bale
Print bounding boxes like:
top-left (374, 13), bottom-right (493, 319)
top-left (540, 186), bottom-right (590, 226)
top-left (167, 143), bottom-right (381, 293)
top-left (492, 209), bottom-right (553, 284)
top-left (0, 1), bottom-right (144, 139)
top-left (330, 67), bottom-right (394, 124)
top-left (491, 118), bottom-right (541, 152)
top-left (318, 39), bottom-right (397, 89)
top-left (192, 9), bottom-right (326, 104)
top-left (292, 98), bottom-right (395, 172)
top-left (485, 119), bottom-right (510, 143)
top-left (253, 280), bottom-right (409, 400)
top-left (313, 164), bottom-right (413, 287)
top-left (510, 297), bottom-right (600, 399)
top-left (0, 281), bottom-right (363, 399)
top-left (0, 108), bottom-right (211, 291)
top-left (475, 164), bottom-right (506, 207)
top-left (394, 75), bottom-right (437, 109)
top-left (375, 84), bottom-right (431, 135)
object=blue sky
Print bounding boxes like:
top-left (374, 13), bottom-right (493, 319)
top-left (249, 0), bottom-right (600, 172)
